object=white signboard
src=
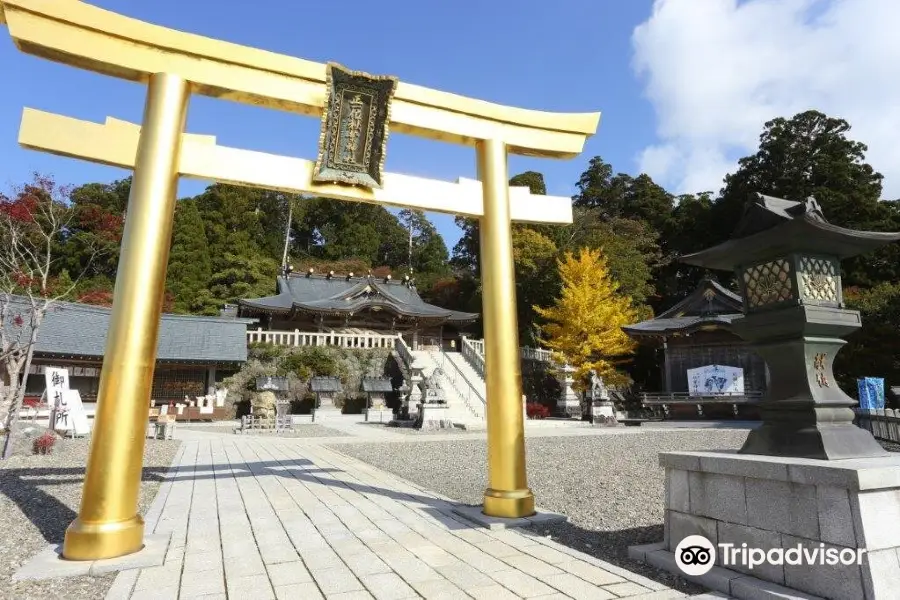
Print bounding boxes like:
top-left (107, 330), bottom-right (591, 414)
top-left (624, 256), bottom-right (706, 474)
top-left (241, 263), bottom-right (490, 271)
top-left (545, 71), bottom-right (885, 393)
top-left (56, 389), bottom-right (91, 437)
top-left (45, 366), bottom-right (70, 428)
top-left (687, 364), bottom-right (744, 396)
top-left (44, 366), bottom-right (70, 407)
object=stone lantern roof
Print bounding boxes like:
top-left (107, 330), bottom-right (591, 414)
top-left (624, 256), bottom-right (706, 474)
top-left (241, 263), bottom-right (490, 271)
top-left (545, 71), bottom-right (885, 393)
top-left (680, 194), bottom-right (900, 271)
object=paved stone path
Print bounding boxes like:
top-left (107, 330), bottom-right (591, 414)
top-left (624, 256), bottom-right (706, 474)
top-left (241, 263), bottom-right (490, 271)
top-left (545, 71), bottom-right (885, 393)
top-left (105, 427), bottom-right (690, 600)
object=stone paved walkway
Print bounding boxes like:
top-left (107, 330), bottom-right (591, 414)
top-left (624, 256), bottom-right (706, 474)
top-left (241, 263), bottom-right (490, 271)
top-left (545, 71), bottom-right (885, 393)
top-left (105, 429), bottom-right (690, 600)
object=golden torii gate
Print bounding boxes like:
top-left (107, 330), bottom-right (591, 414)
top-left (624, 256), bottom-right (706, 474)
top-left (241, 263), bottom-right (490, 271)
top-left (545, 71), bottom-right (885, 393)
top-left (0, 0), bottom-right (600, 560)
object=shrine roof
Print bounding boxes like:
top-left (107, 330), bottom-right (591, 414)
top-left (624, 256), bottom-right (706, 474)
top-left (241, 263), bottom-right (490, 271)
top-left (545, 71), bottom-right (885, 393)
top-left (239, 274), bottom-right (479, 323)
top-left (310, 376), bottom-right (343, 393)
top-left (622, 278), bottom-right (743, 338)
top-left (3, 295), bottom-right (252, 363)
top-left (361, 377), bottom-right (394, 393)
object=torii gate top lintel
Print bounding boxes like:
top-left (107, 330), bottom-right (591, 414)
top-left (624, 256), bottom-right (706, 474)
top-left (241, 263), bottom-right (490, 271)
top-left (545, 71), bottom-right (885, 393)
top-left (0, 0), bottom-right (600, 159)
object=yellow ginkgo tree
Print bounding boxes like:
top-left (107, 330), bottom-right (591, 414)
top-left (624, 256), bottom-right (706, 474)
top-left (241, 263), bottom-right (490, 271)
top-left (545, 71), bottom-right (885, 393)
top-left (533, 247), bottom-right (638, 386)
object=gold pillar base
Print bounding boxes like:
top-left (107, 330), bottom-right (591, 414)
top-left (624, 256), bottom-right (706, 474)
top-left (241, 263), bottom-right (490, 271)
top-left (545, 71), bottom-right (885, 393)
top-left (62, 516), bottom-right (145, 561)
top-left (483, 487), bottom-right (535, 519)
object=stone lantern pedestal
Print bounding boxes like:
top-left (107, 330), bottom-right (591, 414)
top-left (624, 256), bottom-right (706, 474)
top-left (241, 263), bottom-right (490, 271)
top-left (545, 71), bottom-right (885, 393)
top-left (629, 195), bottom-right (900, 599)
top-left (555, 364), bottom-right (580, 418)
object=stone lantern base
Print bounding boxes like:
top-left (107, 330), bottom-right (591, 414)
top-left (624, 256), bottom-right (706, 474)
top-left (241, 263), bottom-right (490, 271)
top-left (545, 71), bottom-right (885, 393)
top-left (591, 401), bottom-right (620, 427)
top-left (629, 450), bottom-right (900, 599)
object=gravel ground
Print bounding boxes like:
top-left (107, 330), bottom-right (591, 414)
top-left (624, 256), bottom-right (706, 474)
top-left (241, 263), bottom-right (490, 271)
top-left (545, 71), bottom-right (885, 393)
top-left (179, 424), bottom-right (350, 438)
top-left (334, 429), bottom-right (753, 594)
top-left (240, 424), bottom-right (349, 438)
top-left (0, 436), bottom-right (181, 600)
top-left (371, 424), bottom-right (470, 436)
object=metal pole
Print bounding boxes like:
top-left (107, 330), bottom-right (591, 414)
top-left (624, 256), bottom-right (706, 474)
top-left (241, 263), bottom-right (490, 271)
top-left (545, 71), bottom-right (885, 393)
top-left (281, 196), bottom-right (292, 270)
top-left (477, 138), bottom-right (534, 518)
top-left (63, 73), bottom-right (190, 560)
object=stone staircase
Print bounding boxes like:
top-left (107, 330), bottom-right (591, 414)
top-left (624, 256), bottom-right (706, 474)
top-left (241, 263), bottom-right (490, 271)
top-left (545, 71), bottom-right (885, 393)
top-left (395, 336), bottom-right (527, 429)
top-left (442, 351), bottom-right (487, 405)
top-left (409, 349), bottom-right (485, 426)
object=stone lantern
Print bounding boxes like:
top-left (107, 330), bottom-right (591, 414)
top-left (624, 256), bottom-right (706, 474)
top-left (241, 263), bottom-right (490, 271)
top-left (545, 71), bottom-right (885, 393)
top-left (628, 195), bottom-right (900, 600)
top-left (681, 194), bottom-right (900, 459)
top-left (555, 364), bottom-right (580, 417)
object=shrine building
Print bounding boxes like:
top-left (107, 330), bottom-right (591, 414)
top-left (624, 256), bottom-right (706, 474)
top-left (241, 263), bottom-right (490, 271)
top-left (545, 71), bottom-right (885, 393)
top-left (6, 296), bottom-right (253, 404)
top-left (236, 269), bottom-right (478, 349)
top-left (622, 278), bottom-right (768, 419)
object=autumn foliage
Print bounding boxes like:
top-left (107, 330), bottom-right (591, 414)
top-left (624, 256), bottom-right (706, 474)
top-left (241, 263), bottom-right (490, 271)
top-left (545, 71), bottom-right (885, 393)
top-left (533, 248), bottom-right (638, 387)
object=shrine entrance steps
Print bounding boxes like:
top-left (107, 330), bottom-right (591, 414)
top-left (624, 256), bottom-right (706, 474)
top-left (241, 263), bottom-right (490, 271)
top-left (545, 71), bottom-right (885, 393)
top-left (410, 350), bottom-right (486, 427)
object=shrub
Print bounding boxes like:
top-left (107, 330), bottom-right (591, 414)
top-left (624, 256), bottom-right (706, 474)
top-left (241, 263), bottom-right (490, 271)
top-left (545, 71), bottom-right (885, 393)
top-left (290, 395), bottom-right (316, 415)
top-left (278, 347), bottom-right (340, 380)
top-left (33, 431), bottom-right (57, 455)
top-left (526, 403), bottom-right (550, 419)
top-left (225, 346), bottom-right (395, 414)
top-left (341, 395), bottom-right (367, 414)
top-left (248, 342), bottom-right (284, 361)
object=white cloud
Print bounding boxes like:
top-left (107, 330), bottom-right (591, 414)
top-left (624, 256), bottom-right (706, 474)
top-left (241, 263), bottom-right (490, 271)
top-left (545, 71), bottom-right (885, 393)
top-left (632, 0), bottom-right (900, 198)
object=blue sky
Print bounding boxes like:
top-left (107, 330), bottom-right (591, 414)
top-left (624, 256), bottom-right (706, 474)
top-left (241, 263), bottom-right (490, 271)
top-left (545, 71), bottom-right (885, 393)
top-left (0, 0), bottom-right (658, 251)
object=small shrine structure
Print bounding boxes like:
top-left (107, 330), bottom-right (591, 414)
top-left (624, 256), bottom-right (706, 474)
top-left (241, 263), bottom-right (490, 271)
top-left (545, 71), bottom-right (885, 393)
top-left (309, 376), bottom-right (343, 416)
top-left (622, 278), bottom-right (768, 418)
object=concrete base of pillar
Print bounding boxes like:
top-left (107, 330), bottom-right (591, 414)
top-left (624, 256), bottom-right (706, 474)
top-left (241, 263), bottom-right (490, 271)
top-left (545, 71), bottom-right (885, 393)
top-left (14, 534), bottom-right (171, 581)
top-left (629, 450), bottom-right (900, 600)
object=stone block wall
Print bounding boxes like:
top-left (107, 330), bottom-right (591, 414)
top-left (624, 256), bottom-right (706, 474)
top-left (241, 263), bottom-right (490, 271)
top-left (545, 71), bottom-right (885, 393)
top-left (661, 451), bottom-right (900, 600)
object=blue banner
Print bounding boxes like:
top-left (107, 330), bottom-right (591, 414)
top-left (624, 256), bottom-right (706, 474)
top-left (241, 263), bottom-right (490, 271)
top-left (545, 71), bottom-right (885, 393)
top-left (857, 377), bottom-right (885, 410)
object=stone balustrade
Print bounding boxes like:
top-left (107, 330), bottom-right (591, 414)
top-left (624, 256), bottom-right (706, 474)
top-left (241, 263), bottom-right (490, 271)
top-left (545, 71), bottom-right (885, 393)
top-left (247, 328), bottom-right (401, 349)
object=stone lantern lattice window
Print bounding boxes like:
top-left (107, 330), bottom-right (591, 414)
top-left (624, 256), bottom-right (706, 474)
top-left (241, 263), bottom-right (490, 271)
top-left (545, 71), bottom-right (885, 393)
top-left (742, 258), bottom-right (794, 309)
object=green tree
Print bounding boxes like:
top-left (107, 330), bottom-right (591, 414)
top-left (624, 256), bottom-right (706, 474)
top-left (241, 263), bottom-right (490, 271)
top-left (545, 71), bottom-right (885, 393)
top-left (293, 198), bottom-right (408, 268)
top-left (167, 198), bottom-right (212, 313)
top-left (451, 170), bottom-right (553, 275)
top-left (195, 184), bottom-right (268, 271)
top-left (191, 253), bottom-right (278, 315)
top-left (57, 178), bottom-right (131, 282)
top-left (397, 209), bottom-right (450, 276)
top-left (653, 192), bottom-right (718, 310)
top-left (560, 209), bottom-right (660, 310)
top-left (715, 110), bottom-right (898, 286)
top-left (573, 158), bottom-right (674, 233)
top-left (513, 227), bottom-right (559, 345)
top-left (835, 283), bottom-right (900, 396)
top-left (510, 171), bottom-right (547, 195)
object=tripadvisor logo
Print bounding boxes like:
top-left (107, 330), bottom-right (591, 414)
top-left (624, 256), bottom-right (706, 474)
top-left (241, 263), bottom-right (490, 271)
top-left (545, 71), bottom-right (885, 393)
top-left (675, 535), bottom-right (716, 576)
top-left (674, 535), bottom-right (865, 576)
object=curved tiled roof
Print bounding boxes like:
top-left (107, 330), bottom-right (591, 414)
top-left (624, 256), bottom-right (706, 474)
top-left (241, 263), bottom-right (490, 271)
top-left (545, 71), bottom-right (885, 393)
top-left (239, 274), bottom-right (479, 324)
top-left (3, 295), bottom-right (252, 363)
top-left (622, 278), bottom-right (743, 338)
